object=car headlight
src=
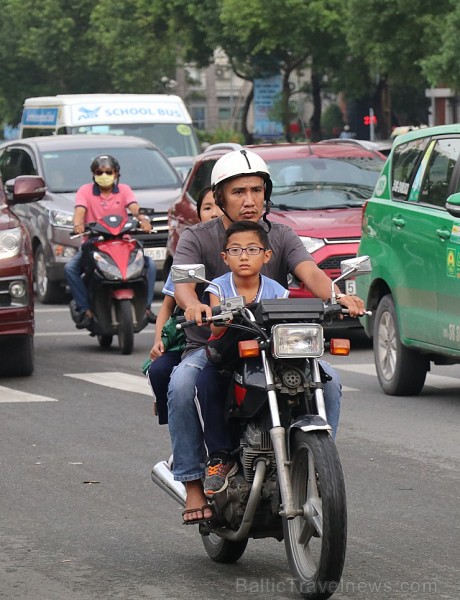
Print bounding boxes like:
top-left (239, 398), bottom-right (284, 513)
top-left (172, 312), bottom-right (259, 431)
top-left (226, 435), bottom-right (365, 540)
top-left (0, 228), bottom-right (22, 259)
top-left (93, 251), bottom-right (122, 280)
top-left (272, 324), bottom-right (324, 358)
top-left (126, 249), bottom-right (145, 279)
top-left (47, 209), bottom-right (74, 228)
top-left (299, 236), bottom-right (325, 254)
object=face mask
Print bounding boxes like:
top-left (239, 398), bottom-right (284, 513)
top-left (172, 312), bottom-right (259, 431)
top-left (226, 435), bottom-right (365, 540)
top-left (94, 173), bottom-right (115, 188)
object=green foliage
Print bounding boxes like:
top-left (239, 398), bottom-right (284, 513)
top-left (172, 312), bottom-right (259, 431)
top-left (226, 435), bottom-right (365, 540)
top-left (321, 104), bottom-right (344, 138)
top-left (197, 128), bottom-right (245, 145)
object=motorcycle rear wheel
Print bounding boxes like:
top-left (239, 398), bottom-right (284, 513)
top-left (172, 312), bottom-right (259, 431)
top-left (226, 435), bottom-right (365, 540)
top-left (201, 532), bottom-right (248, 563)
top-left (116, 299), bottom-right (134, 355)
top-left (97, 335), bottom-right (113, 348)
top-left (283, 430), bottom-right (346, 600)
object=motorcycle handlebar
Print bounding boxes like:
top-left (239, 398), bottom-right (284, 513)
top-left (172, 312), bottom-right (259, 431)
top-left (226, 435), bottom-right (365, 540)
top-left (175, 303), bottom-right (372, 329)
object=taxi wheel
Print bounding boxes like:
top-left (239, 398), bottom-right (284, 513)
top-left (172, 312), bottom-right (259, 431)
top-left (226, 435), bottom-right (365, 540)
top-left (34, 245), bottom-right (66, 304)
top-left (374, 294), bottom-right (428, 395)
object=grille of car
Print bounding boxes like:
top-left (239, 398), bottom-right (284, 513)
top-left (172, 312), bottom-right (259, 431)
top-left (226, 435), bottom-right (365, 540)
top-left (318, 255), bottom-right (355, 270)
top-left (134, 212), bottom-right (169, 248)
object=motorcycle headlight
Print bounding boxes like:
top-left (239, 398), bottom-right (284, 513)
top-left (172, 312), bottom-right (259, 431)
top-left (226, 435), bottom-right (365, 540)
top-left (126, 249), bottom-right (145, 279)
top-left (299, 236), bottom-right (325, 254)
top-left (272, 324), bottom-right (324, 358)
top-left (0, 228), bottom-right (22, 259)
top-left (47, 209), bottom-right (74, 228)
top-left (93, 251), bottom-right (121, 280)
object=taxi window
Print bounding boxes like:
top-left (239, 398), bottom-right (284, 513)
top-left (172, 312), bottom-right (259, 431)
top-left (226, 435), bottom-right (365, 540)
top-left (391, 138), bottom-right (428, 200)
top-left (419, 138), bottom-right (460, 208)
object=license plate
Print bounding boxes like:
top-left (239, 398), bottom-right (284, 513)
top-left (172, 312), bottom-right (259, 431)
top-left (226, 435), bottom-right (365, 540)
top-left (345, 279), bottom-right (356, 295)
top-left (144, 247), bottom-right (166, 261)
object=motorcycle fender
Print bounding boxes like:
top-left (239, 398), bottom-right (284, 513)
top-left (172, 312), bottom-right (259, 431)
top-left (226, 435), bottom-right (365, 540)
top-left (111, 288), bottom-right (134, 300)
top-left (289, 415), bottom-right (331, 435)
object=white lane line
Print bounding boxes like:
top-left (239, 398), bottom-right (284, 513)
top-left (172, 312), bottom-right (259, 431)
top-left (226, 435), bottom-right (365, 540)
top-left (0, 386), bottom-right (59, 403)
top-left (65, 372), bottom-right (150, 396)
top-left (335, 363), bottom-right (460, 390)
top-left (35, 330), bottom-right (154, 337)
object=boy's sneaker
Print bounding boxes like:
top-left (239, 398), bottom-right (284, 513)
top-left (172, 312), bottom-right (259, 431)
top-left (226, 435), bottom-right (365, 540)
top-left (204, 458), bottom-right (238, 496)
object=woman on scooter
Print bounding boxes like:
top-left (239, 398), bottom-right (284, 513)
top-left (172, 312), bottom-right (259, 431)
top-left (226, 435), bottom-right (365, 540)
top-left (65, 155), bottom-right (156, 328)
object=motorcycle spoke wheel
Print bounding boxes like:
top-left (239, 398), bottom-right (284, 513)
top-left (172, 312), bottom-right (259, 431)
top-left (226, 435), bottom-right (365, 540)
top-left (284, 431), bottom-right (346, 600)
top-left (116, 299), bottom-right (134, 355)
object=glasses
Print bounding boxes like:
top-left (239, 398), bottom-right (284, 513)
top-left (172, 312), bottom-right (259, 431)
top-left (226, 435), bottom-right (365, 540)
top-left (95, 169), bottom-right (114, 176)
top-left (224, 246), bottom-right (266, 256)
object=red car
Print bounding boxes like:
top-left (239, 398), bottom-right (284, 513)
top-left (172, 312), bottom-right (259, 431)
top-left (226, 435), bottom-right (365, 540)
top-left (166, 141), bottom-right (385, 299)
top-left (0, 175), bottom-right (45, 376)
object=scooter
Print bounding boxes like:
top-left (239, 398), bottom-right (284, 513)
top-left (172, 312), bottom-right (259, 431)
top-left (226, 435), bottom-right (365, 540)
top-left (151, 256), bottom-right (372, 600)
top-left (69, 214), bottom-right (149, 354)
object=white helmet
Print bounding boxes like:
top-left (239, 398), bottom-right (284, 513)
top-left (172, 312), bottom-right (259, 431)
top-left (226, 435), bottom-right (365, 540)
top-left (211, 149), bottom-right (273, 202)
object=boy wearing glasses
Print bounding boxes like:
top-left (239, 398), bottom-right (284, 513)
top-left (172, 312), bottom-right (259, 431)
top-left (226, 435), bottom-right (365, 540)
top-left (65, 154), bottom-right (156, 328)
top-left (199, 220), bottom-right (288, 496)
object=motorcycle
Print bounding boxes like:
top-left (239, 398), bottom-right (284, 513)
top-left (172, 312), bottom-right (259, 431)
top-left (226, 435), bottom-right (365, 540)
top-left (151, 255), bottom-right (371, 600)
top-left (69, 214), bottom-right (149, 355)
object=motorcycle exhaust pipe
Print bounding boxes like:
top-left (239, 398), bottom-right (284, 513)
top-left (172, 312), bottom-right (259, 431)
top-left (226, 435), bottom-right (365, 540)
top-left (151, 460), bottom-right (186, 508)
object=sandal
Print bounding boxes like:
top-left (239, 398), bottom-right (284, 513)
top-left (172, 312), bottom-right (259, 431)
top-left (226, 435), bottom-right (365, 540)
top-left (182, 504), bottom-right (215, 525)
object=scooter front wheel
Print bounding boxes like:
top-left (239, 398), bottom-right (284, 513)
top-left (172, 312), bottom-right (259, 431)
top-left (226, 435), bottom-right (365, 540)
top-left (283, 430), bottom-right (346, 600)
top-left (116, 299), bottom-right (134, 355)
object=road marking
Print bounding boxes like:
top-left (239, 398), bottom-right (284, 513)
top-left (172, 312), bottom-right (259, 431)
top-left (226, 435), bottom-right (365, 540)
top-left (65, 372), bottom-right (150, 396)
top-left (35, 330), bottom-right (153, 337)
top-left (0, 386), bottom-right (59, 403)
top-left (335, 363), bottom-right (460, 390)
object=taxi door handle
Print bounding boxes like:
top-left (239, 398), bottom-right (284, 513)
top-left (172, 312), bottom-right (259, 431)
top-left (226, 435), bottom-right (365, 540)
top-left (392, 216), bottom-right (406, 228)
top-left (436, 227), bottom-right (451, 241)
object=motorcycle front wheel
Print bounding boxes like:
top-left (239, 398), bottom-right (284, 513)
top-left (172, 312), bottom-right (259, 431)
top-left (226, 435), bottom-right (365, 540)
top-left (116, 299), bottom-right (134, 355)
top-left (283, 430), bottom-right (346, 600)
top-left (201, 532), bottom-right (248, 563)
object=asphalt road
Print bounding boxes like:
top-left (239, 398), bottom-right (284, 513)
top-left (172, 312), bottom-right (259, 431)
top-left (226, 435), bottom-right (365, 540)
top-left (0, 299), bottom-right (459, 600)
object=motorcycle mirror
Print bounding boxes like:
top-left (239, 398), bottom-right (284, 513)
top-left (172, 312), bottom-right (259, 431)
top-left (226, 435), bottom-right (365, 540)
top-left (171, 264), bottom-right (207, 283)
top-left (171, 264), bottom-right (224, 302)
top-left (340, 255), bottom-right (372, 277)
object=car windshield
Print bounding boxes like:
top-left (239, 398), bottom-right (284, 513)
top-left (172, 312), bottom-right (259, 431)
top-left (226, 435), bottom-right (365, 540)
top-left (40, 146), bottom-right (181, 193)
top-left (268, 156), bottom-right (383, 210)
top-left (70, 123), bottom-right (200, 158)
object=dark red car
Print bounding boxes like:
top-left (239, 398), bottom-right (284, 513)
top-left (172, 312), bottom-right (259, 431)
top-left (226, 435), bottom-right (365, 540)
top-left (0, 175), bottom-right (45, 376)
top-left (166, 141), bottom-right (385, 301)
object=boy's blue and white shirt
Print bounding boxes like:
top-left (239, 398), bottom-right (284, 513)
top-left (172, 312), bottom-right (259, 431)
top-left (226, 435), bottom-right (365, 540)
top-left (205, 272), bottom-right (289, 302)
top-left (162, 273), bottom-right (174, 297)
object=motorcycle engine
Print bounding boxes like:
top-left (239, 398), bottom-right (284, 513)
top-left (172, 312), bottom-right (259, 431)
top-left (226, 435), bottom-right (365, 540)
top-left (240, 423), bottom-right (276, 482)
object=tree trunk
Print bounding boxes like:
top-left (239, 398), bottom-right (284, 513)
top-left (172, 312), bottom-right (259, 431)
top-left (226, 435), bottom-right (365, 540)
top-left (242, 85), bottom-right (254, 144)
top-left (283, 72), bottom-right (292, 142)
top-left (310, 70), bottom-right (322, 141)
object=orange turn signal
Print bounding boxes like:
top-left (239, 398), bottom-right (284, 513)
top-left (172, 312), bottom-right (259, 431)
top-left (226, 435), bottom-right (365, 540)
top-left (329, 338), bottom-right (350, 356)
top-left (238, 340), bottom-right (260, 358)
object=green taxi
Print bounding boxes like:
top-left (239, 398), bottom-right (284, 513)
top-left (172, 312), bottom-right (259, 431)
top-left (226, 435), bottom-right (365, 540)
top-left (357, 124), bottom-right (460, 395)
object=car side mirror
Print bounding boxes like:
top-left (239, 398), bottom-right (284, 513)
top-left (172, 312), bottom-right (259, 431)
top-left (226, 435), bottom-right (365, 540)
top-left (6, 175), bottom-right (46, 206)
top-left (446, 192), bottom-right (460, 217)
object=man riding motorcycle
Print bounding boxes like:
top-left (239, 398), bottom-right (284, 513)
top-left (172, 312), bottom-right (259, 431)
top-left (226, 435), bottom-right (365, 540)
top-left (167, 149), bottom-right (365, 524)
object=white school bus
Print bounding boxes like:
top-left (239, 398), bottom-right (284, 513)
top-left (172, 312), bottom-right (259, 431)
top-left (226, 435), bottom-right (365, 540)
top-left (19, 93), bottom-right (200, 157)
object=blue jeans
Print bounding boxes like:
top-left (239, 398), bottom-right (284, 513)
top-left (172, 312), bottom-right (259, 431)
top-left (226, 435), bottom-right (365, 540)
top-left (167, 347), bottom-right (209, 481)
top-left (168, 353), bottom-right (342, 482)
top-left (148, 351), bottom-right (182, 425)
top-left (64, 249), bottom-right (156, 313)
